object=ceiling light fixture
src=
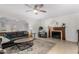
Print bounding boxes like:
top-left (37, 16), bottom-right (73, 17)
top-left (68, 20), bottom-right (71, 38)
top-left (33, 9), bottom-right (38, 14)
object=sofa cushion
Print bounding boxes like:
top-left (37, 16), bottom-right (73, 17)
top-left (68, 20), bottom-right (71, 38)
top-left (0, 36), bottom-right (10, 44)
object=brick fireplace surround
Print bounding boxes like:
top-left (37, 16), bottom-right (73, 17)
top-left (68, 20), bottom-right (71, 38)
top-left (48, 26), bottom-right (65, 40)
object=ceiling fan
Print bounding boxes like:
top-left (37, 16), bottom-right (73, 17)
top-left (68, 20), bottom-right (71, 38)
top-left (25, 4), bottom-right (47, 15)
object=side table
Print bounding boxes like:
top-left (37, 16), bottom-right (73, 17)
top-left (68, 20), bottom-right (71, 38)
top-left (32, 33), bottom-right (36, 40)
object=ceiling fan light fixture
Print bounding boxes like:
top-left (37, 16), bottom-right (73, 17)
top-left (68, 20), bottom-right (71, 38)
top-left (33, 9), bottom-right (38, 14)
top-left (25, 4), bottom-right (46, 15)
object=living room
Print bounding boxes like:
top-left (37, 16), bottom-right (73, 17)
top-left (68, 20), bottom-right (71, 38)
top-left (0, 4), bottom-right (78, 54)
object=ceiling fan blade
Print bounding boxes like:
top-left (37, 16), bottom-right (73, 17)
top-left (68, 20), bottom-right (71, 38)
top-left (34, 4), bottom-right (43, 9)
top-left (39, 10), bottom-right (47, 13)
top-left (38, 4), bottom-right (43, 8)
top-left (25, 4), bottom-right (32, 8)
top-left (34, 5), bottom-right (38, 9)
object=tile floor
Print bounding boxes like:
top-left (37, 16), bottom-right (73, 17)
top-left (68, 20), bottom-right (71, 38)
top-left (47, 38), bottom-right (78, 54)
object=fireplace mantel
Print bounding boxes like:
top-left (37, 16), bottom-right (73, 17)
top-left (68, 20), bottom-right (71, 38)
top-left (48, 26), bottom-right (65, 40)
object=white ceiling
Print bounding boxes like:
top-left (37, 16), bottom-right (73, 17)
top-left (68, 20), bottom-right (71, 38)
top-left (0, 4), bottom-right (79, 21)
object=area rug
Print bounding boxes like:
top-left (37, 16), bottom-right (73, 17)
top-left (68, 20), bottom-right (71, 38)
top-left (5, 39), bottom-right (55, 54)
top-left (18, 39), bottom-right (55, 54)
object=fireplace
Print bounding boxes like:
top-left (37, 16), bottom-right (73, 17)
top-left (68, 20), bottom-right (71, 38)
top-left (48, 27), bottom-right (65, 40)
top-left (52, 32), bottom-right (61, 39)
